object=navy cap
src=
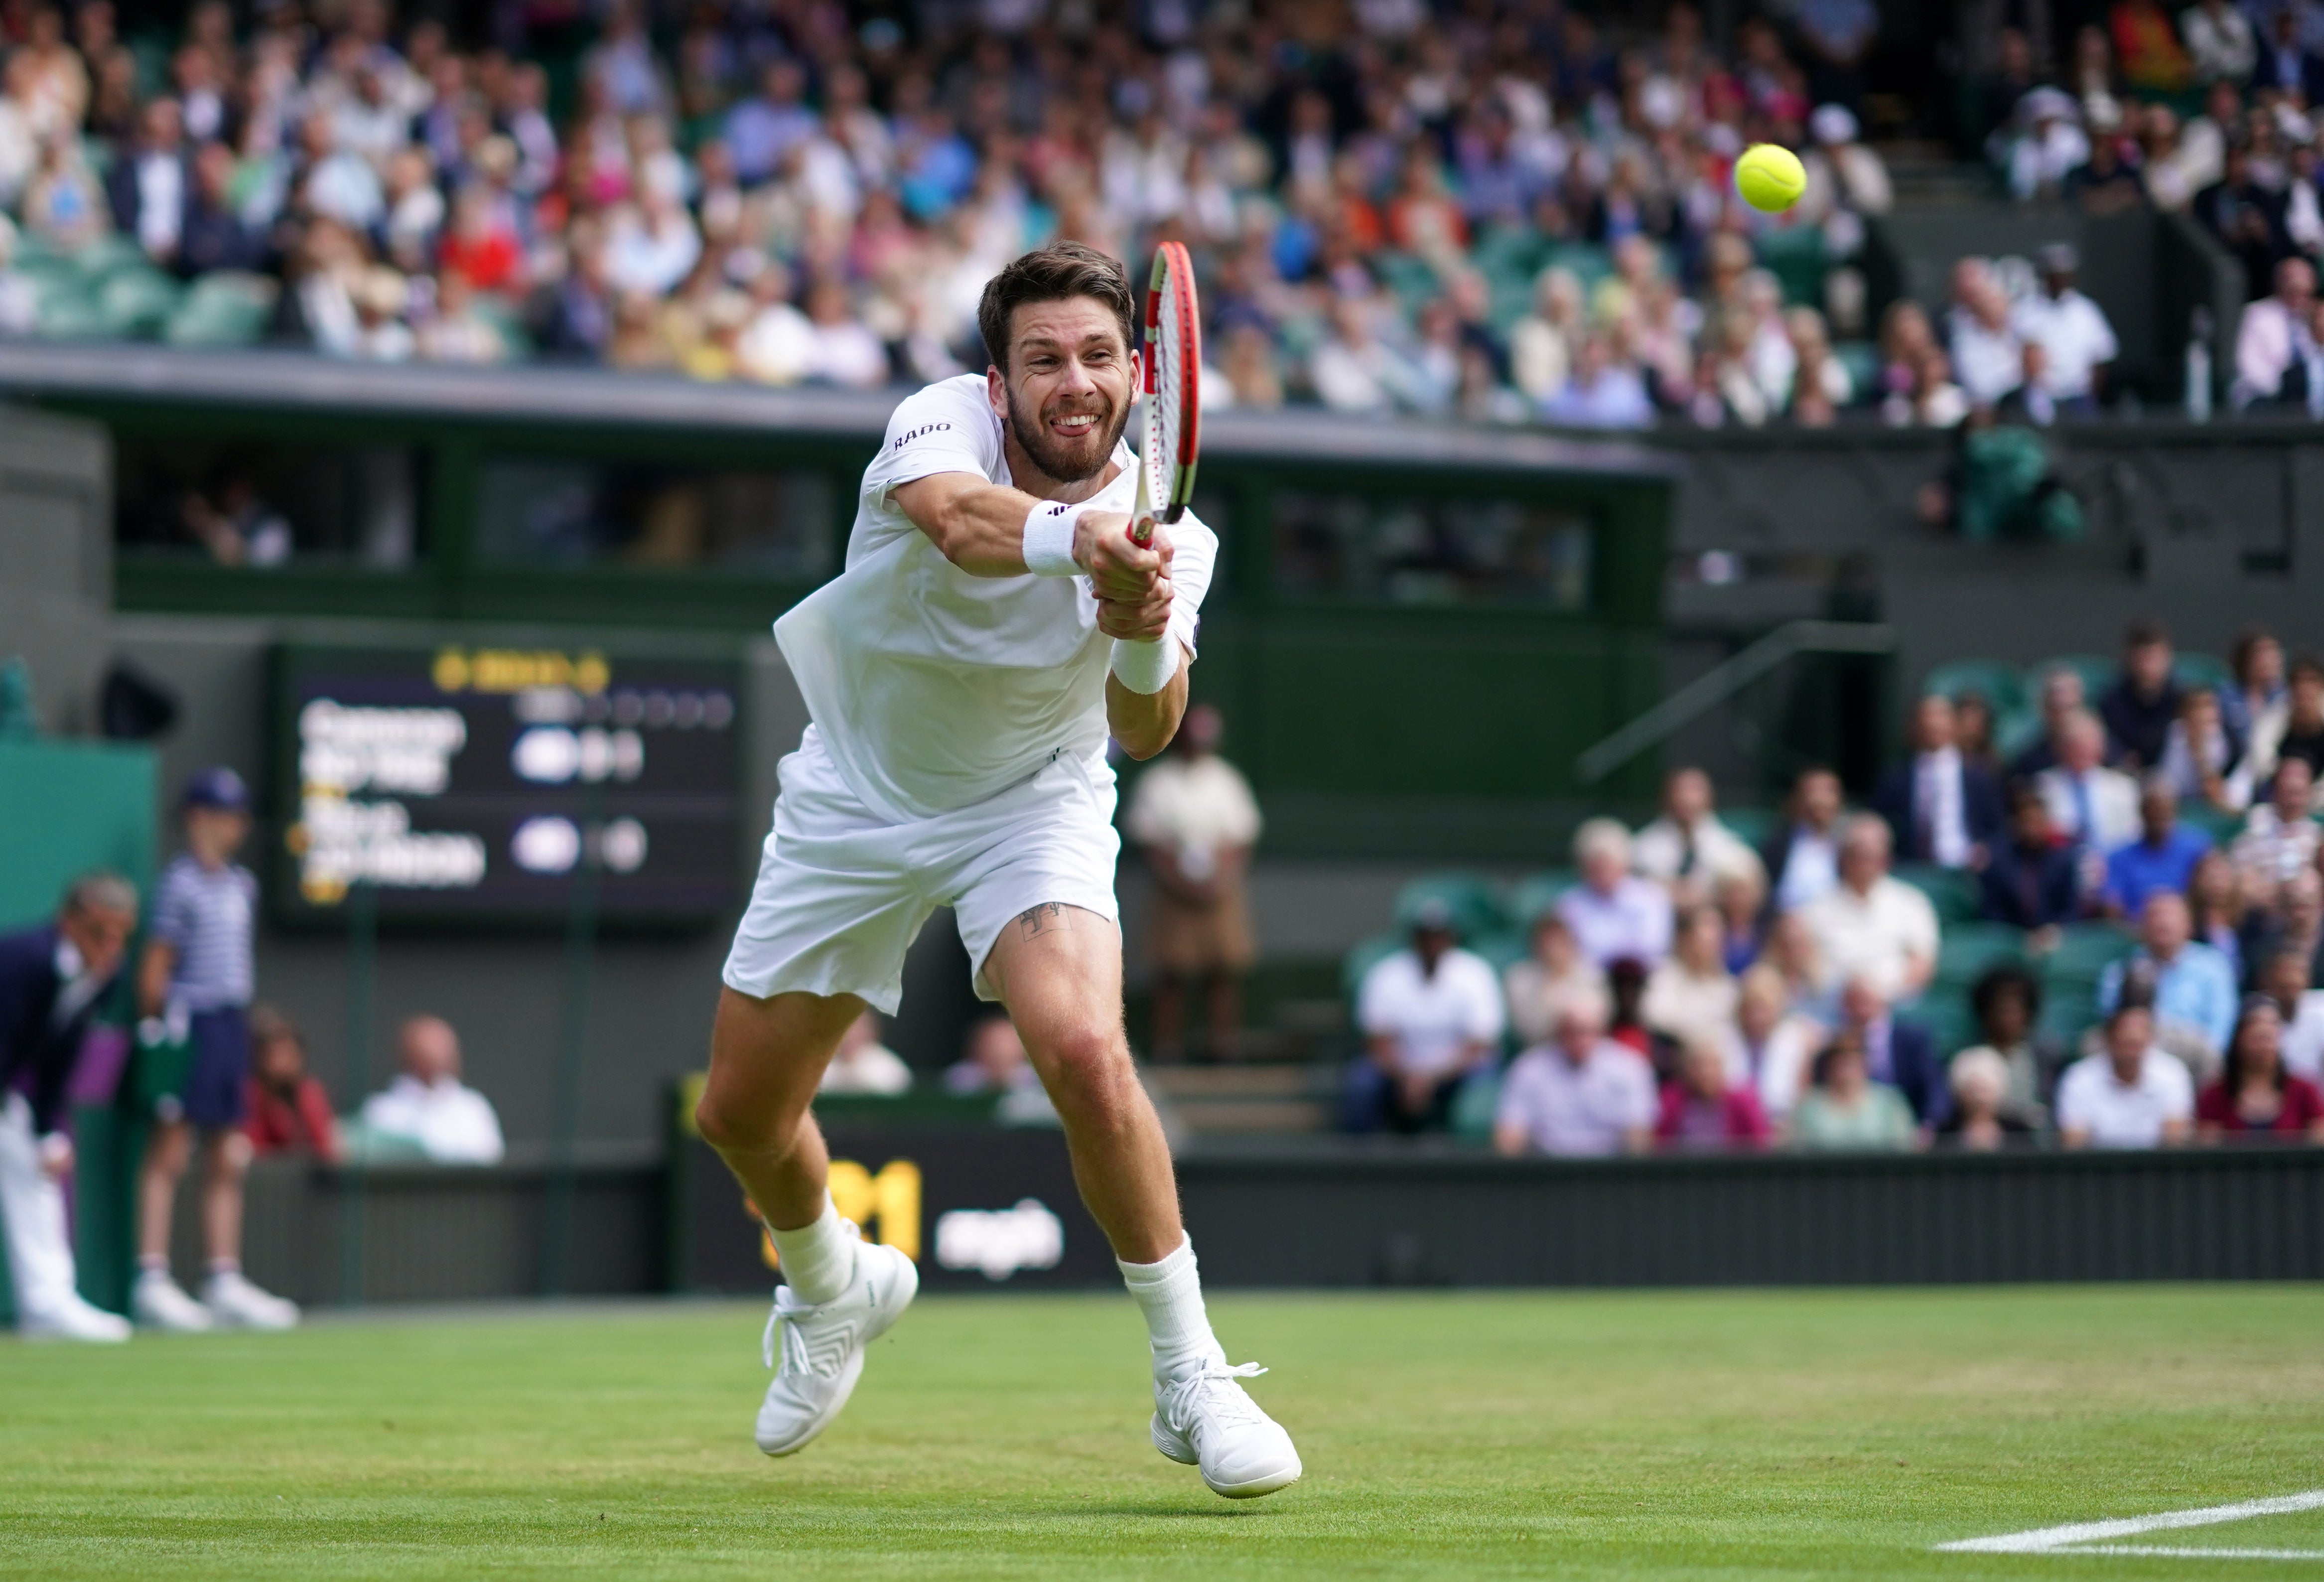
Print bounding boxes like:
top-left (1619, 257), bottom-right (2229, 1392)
top-left (1409, 897), bottom-right (1457, 933)
top-left (181, 766), bottom-right (251, 812)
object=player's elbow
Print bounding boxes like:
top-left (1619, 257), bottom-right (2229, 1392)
top-left (1118, 732), bottom-right (1168, 762)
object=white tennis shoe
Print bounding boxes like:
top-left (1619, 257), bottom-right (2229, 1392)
top-left (754, 1239), bottom-right (918, 1456)
top-left (203, 1269), bottom-right (299, 1330)
top-left (20, 1294), bottom-right (131, 1343)
top-left (132, 1270), bottom-right (213, 1332)
top-left (1151, 1359), bottom-right (1303, 1499)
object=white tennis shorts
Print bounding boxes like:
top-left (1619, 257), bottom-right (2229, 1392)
top-left (721, 725), bottom-right (1121, 1011)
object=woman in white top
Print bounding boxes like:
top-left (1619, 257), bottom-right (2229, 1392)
top-left (1721, 963), bottom-right (1825, 1121)
top-left (1641, 906), bottom-right (1739, 1053)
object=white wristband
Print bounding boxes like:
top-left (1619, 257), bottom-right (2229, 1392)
top-left (1109, 637), bottom-right (1179, 694)
top-left (1021, 500), bottom-right (1085, 576)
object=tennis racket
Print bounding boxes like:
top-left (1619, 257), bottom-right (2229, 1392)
top-left (1130, 241), bottom-right (1202, 549)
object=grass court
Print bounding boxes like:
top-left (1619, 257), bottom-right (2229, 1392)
top-left (4, 1285), bottom-right (2323, 1580)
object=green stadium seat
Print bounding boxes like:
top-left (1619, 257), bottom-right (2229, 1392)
top-left (1993, 706), bottom-right (2045, 761)
top-left (34, 283), bottom-right (107, 339)
top-left (1751, 225), bottom-right (1826, 307)
top-left (1912, 988), bottom-right (1981, 1058)
top-left (1921, 659), bottom-right (2029, 718)
top-left (164, 272), bottom-right (276, 347)
top-left (2174, 654), bottom-right (2234, 695)
top-left (2181, 803), bottom-right (2243, 845)
top-left (1468, 929), bottom-right (1530, 976)
top-left (1831, 339), bottom-right (1877, 401)
top-left (1448, 1068), bottom-right (1502, 1140)
top-left (468, 290), bottom-right (533, 356)
top-left (1507, 869), bottom-right (1578, 927)
top-left (2028, 654), bottom-right (2116, 705)
top-left (1541, 241), bottom-right (1612, 291)
top-left (96, 266), bottom-right (181, 338)
top-left (2040, 921), bottom-right (2137, 987)
top-left (2036, 985), bottom-right (2100, 1046)
top-left (1720, 807), bottom-right (1776, 850)
top-left (1895, 862), bottom-right (1981, 924)
top-left (1392, 872), bottom-right (1507, 942)
top-left (1341, 930), bottom-right (1404, 1005)
top-left (1934, 921), bottom-right (2028, 987)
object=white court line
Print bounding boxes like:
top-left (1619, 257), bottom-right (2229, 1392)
top-left (1937, 1491), bottom-right (2324, 1558)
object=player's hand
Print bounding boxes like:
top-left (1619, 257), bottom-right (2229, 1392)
top-left (36, 1133), bottom-right (72, 1180)
top-left (1080, 512), bottom-right (1173, 602)
top-left (1096, 580), bottom-right (1174, 641)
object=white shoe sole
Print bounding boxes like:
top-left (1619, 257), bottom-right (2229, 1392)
top-left (1150, 1414), bottom-right (1304, 1499)
top-left (757, 1245), bottom-right (919, 1458)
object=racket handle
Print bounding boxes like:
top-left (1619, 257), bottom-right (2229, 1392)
top-left (1130, 515), bottom-right (1155, 548)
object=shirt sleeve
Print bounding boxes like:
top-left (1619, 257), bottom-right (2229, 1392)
top-left (151, 862), bottom-right (196, 952)
top-left (2157, 1057), bottom-right (2195, 1121)
top-left (1356, 958), bottom-right (1398, 1037)
top-left (860, 378), bottom-right (1002, 516)
top-left (1461, 956), bottom-right (1506, 1042)
top-left (1494, 1056), bottom-right (1539, 1135)
top-left (1161, 509), bottom-right (1219, 659)
top-left (2055, 1062), bottom-right (2094, 1132)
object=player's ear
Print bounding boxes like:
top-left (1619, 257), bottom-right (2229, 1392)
top-left (985, 363), bottom-right (1006, 417)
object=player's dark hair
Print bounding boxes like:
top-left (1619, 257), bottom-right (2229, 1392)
top-left (977, 242), bottom-right (1135, 377)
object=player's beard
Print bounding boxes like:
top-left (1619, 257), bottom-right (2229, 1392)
top-left (1004, 382), bottom-right (1128, 486)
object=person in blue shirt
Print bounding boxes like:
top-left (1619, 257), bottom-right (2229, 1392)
top-left (2105, 776), bottom-right (2214, 920)
top-left (2098, 890), bottom-right (2241, 1058)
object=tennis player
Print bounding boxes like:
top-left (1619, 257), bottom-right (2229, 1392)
top-left (696, 242), bottom-right (1301, 1498)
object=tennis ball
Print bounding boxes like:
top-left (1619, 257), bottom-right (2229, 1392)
top-left (1735, 143), bottom-right (1806, 213)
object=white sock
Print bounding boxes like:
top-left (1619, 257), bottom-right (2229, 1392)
top-left (767, 1196), bottom-right (857, 1306)
top-left (1117, 1235), bottom-right (1225, 1381)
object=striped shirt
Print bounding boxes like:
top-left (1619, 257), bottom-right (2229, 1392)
top-left (153, 854), bottom-right (257, 1011)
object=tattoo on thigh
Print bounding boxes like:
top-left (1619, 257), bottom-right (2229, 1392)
top-left (1015, 902), bottom-right (1068, 940)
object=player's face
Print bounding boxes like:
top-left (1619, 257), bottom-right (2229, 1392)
top-left (993, 295), bottom-right (1136, 485)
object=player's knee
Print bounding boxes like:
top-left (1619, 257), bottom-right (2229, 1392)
top-left (694, 1089), bottom-right (778, 1155)
top-left (1035, 1024), bottom-right (1134, 1110)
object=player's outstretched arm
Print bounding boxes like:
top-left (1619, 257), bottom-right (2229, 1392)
top-left (893, 473), bottom-right (1168, 602)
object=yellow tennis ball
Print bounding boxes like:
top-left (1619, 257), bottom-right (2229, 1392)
top-left (1735, 143), bottom-right (1806, 213)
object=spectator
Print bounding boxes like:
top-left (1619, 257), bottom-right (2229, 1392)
top-left (2099, 891), bottom-right (2241, 1060)
top-left (134, 767), bottom-right (298, 1333)
top-left (359, 1015), bottom-right (506, 1164)
top-left (1123, 704), bottom-right (1261, 1064)
top-left (2274, 655), bottom-right (2324, 782)
top-left (2158, 687), bottom-right (2251, 813)
top-left (1509, 266), bottom-right (1586, 404)
top-left (943, 1016), bottom-right (1054, 1126)
top-left (2106, 775), bottom-right (2216, 919)
top-left (1556, 819), bottom-right (1675, 970)
top-left (2187, 847), bottom-right (2252, 982)
top-left (2229, 256), bottom-right (2317, 411)
top-left (2057, 1003), bottom-right (2195, 1147)
top-left (2250, 869), bottom-right (2324, 993)
top-left (819, 1009), bottom-right (912, 1097)
top-left (1947, 257), bottom-right (2025, 408)
top-left (1641, 906), bottom-right (1739, 1054)
top-left (1982, 784), bottom-right (2085, 934)
top-left (1788, 1031), bottom-right (1920, 1150)
top-left (2262, 948), bottom-right (2324, 1077)
top-left (1492, 988), bottom-right (1656, 1157)
top-left (2010, 244), bottom-right (2117, 416)
top-left (1835, 972), bottom-right (1947, 1124)
top-left (1953, 691), bottom-right (2005, 778)
top-left (2099, 620), bottom-right (2183, 771)
top-left (105, 96), bottom-right (189, 270)
top-left (1873, 692), bottom-right (2006, 870)
top-left (1631, 765), bottom-right (1768, 902)
top-left (1723, 962), bottom-right (1825, 1123)
top-left (2232, 755), bottom-right (2321, 893)
top-left (1714, 869), bottom-right (1768, 975)
top-left (2222, 627), bottom-right (2289, 784)
top-left (1933, 1047), bottom-right (2040, 1148)
top-left (1758, 909), bottom-right (1833, 1021)
top-left (1349, 901), bottom-right (1504, 1134)
top-left (2012, 664), bottom-right (2090, 780)
top-left (1503, 909), bottom-right (1605, 1050)
top-left (1540, 333), bottom-right (1656, 430)
top-left (2181, 0), bottom-right (2257, 84)
top-left (1764, 765), bottom-right (1849, 915)
top-left (1799, 816), bottom-right (1940, 1003)
top-left (2196, 995), bottom-right (2324, 1141)
top-left (180, 139), bottom-right (263, 277)
top-left (241, 1005), bottom-right (340, 1161)
top-left (1655, 1035), bottom-right (1772, 1151)
top-left (2000, 88), bottom-right (2092, 204)
top-left (2251, 8), bottom-right (2324, 101)
top-left (1957, 963), bottom-right (2063, 1124)
top-left (2036, 710), bottom-right (2143, 855)
top-left (0, 873), bottom-right (138, 1342)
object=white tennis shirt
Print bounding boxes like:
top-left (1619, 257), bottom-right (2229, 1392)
top-left (774, 374), bottom-right (1219, 823)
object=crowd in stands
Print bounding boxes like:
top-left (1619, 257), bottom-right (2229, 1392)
top-left (1976, 0), bottom-right (2324, 412)
top-left (0, 0), bottom-right (1946, 430)
top-left (1355, 617), bottom-right (2324, 1153)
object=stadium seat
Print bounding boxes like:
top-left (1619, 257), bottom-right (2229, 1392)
top-left (1392, 873), bottom-right (1507, 941)
top-left (2180, 803), bottom-right (2243, 844)
top-left (1719, 807), bottom-right (1776, 850)
top-left (164, 272), bottom-right (276, 347)
top-left (2173, 653), bottom-right (2234, 694)
top-left (2041, 921), bottom-right (2137, 986)
top-left (1467, 929), bottom-right (1530, 976)
top-left (1751, 225), bottom-right (1827, 307)
top-left (97, 267), bottom-right (182, 339)
top-left (1921, 659), bottom-right (2029, 719)
top-left (1506, 869), bottom-right (1577, 928)
top-left (1894, 862), bottom-right (1981, 924)
top-left (2036, 985), bottom-right (2099, 1046)
top-left (1913, 988), bottom-right (1981, 1057)
top-left (1934, 921), bottom-right (2028, 987)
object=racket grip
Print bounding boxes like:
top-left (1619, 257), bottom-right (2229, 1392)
top-left (1129, 516), bottom-right (1155, 548)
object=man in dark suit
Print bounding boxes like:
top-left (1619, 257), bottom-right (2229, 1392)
top-left (1980, 784), bottom-right (2084, 930)
top-left (105, 96), bottom-right (194, 271)
top-left (1873, 694), bottom-right (2006, 869)
top-left (1837, 973), bottom-right (1947, 1125)
top-left (2252, 9), bottom-right (2324, 103)
top-left (0, 874), bottom-right (138, 1341)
